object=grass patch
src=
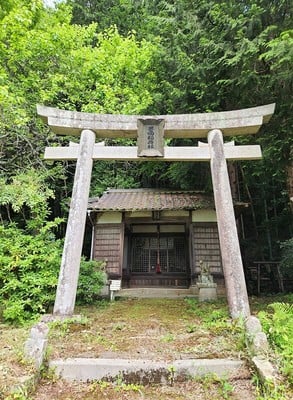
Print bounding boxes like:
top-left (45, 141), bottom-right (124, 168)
top-left (0, 322), bottom-right (35, 398)
top-left (46, 298), bottom-right (245, 361)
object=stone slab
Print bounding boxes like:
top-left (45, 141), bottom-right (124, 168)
top-left (245, 316), bottom-right (269, 356)
top-left (24, 322), bottom-right (49, 369)
top-left (49, 358), bottom-right (244, 383)
top-left (44, 144), bottom-right (262, 161)
top-left (198, 287), bottom-right (218, 302)
top-left (252, 356), bottom-right (277, 383)
top-left (117, 288), bottom-right (196, 298)
top-left (37, 103), bottom-right (275, 137)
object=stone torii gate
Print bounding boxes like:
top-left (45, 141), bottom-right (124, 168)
top-left (38, 103), bottom-right (275, 319)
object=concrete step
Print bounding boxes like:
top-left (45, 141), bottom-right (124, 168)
top-left (49, 358), bottom-right (244, 384)
top-left (117, 287), bottom-right (196, 298)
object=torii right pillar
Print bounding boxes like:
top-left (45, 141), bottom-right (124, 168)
top-left (208, 129), bottom-right (250, 319)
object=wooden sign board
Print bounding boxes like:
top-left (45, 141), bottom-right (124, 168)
top-left (137, 118), bottom-right (165, 157)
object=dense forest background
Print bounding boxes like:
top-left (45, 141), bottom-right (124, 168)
top-left (0, 0), bottom-right (292, 322)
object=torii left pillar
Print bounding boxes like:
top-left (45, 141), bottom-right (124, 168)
top-left (53, 129), bottom-right (96, 315)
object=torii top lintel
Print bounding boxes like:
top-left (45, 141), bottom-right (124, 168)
top-left (37, 103), bottom-right (275, 138)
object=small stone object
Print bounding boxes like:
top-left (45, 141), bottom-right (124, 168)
top-left (245, 316), bottom-right (269, 356)
top-left (24, 322), bottom-right (49, 369)
top-left (252, 356), bottom-right (277, 384)
top-left (198, 260), bottom-right (214, 284)
top-left (253, 332), bottom-right (269, 355)
top-left (245, 316), bottom-right (262, 335)
top-left (196, 261), bottom-right (217, 301)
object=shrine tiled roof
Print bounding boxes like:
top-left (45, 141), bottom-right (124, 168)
top-left (88, 189), bottom-right (214, 212)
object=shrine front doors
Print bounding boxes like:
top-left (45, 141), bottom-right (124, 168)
top-left (126, 229), bottom-right (189, 288)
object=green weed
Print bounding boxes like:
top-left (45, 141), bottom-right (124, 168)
top-left (186, 323), bottom-right (197, 333)
top-left (114, 374), bottom-right (143, 393)
top-left (90, 375), bottom-right (143, 394)
top-left (48, 316), bottom-right (89, 338)
top-left (167, 364), bottom-right (176, 386)
top-left (4, 387), bottom-right (32, 400)
top-left (193, 373), bottom-right (234, 398)
top-left (258, 302), bottom-right (293, 385)
top-left (160, 333), bottom-right (174, 342)
top-left (218, 377), bottom-right (234, 399)
top-left (252, 374), bottom-right (288, 400)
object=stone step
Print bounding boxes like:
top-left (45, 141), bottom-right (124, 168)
top-left (49, 358), bottom-right (244, 384)
top-left (117, 287), bottom-right (196, 298)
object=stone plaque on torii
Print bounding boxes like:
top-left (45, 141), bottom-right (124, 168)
top-left (38, 103), bottom-right (275, 319)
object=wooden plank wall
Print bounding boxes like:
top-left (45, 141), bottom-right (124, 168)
top-left (192, 223), bottom-right (222, 275)
top-left (93, 223), bottom-right (123, 276)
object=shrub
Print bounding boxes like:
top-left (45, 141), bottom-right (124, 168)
top-left (0, 222), bottom-right (62, 324)
top-left (76, 258), bottom-right (107, 304)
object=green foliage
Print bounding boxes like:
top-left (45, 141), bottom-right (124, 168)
top-left (164, 161), bottom-right (212, 192)
top-left (258, 302), bottom-right (293, 384)
top-left (0, 169), bottom-right (55, 230)
top-left (90, 160), bottom-right (140, 196)
top-left (19, 1), bottom-right (155, 114)
top-left (68, 0), bottom-right (149, 38)
top-left (0, 0), bottom-right (159, 174)
top-left (76, 258), bottom-right (107, 304)
top-left (0, 169), bottom-right (63, 324)
top-left (42, 25), bottom-right (158, 114)
top-left (261, 29), bottom-right (293, 76)
top-left (279, 238), bottom-right (293, 279)
top-left (0, 0), bottom-right (162, 236)
top-left (0, 222), bottom-right (62, 324)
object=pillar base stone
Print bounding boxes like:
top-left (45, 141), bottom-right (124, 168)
top-left (196, 283), bottom-right (218, 302)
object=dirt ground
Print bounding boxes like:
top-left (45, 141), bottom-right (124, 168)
top-left (47, 298), bottom-right (246, 361)
top-left (0, 323), bottom-right (35, 397)
top-left (33, 373), bottom-right (257, 400)
top-left (33, 298), bottom-right (258, 400)
top-left (2, 297), bottom-right (291, 399)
